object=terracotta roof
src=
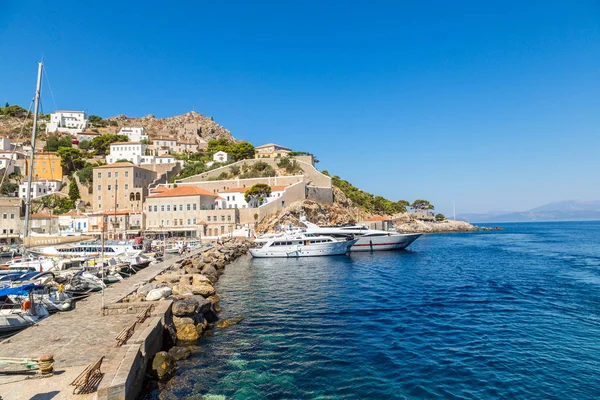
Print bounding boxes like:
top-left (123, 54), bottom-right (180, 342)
top-left (93, 161), bottom-right (138, 169)
top-left (148, 186), bottom-right (217, 198)
top-left (153, 137), bottom-right (177, 141)
top-left (365, 215), bottom-right (390, 221)
top-left (30, 212), bottom-right (58, 219)
top-left (79, 131), bottom-right (100, 135)
top-left (270, 185), bottom-right (288, 191)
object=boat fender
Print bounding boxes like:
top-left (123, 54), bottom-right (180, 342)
top-left (58, 284), bottom-right (64, 293)
top-left (22, 299), bottom-right (32, 311)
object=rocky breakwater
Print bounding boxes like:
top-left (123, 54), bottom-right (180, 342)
top-left (122, 238), bottom-right (251, 381)
top-left (395, 219), bottom-right (480, 233)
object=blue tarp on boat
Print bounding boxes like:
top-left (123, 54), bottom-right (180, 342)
top-left (0, 284), bottom-right (39, 297)
top-left (0, 272), bottom-right (40, 282)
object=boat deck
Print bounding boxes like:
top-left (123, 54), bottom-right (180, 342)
top-left (0, 246), bottom-right (209, 400)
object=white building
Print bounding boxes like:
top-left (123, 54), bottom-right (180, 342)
top-left (18, 180), bottom-right (62, 199)
top-left (0, 155), bottom-right (15, 176)
top-left (106, 142), bottom-right (176, 165)
top-left (46, 111), bottom-right (88, 134)
top-left (213, 151), bottom-right (231, 163)
top-left (58, 211), bottom-right (89, 234)
top-left (217, 185), bottom-right (287, 209)
top-left (0, 137), bottom-right (13, 151)
top-left (118, 127), bottom-right (148, 142)
top-left (106, 142), bottom-right (146, 165)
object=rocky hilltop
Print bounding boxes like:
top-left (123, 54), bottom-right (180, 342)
top-left (0, 111), bottom-right (235, 144)
top-left (103, 111), bottom-right (235, 143)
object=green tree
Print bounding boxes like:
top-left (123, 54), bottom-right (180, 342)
top-left (394, 200), bottom-right (410, 213)
top-left (44, 135), bottom-right (73, 151)
top-left (411, 199), bottom-right (434, 210)
top-left (1, 104), bottom-right (27, 117)
top-left (88, 115), bottom-right (102, 123)
top-left (0, 182), bottom-right (18, 195)
top-left (230, 142), bottom-right (255, 161)
top-left (68, 180), bottom-right (80, 201)
top-left (77, 165), bottom-right (94, 184)
top-left (78, 140), bottom-right (92, 150)
top-left (435, 213), bottom-right (446, 221)
top-left (244, 184), bottom-right (272, 207)
top-left (57, 147), bottom-right (86, 173)
top-left (207, 138), bottom-right (232, 154)
top-left (90, 134), bottom-right (129, 155)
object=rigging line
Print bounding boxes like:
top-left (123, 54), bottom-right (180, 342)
top-left (42, 64), bottom-right (58, 112)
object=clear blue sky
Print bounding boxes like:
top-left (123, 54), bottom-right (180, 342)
top-left (2, 1), bottom-right (600, 214)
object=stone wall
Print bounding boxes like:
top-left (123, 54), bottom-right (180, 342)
top-left (306, 186), bottom-right (333, 204)
top-left (177, 175), bottom-right (304, 194)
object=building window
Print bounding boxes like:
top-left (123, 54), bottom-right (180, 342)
top-left (179, 204), bottom-right (183, 211)
top-left (98, 185), bottom-right (101, 191)
top-left (187, 219), bottom-right (191, 225)
top-left (221, 215), bottom-right (225, 221)
top-left (125, 184), bottom-right (128, 190)
top-left (10, 214), bottom-right (14, 219)
top-left (193, 204), bottom-right (196, 210)
top-left (161, 205), bottom-right (164, 212)
top-left (154, 206), bottom-right (157, 212)
top-left (228, 215), bottom-right (231, 221)
top-left (148, 206), bottom-right (151, 212)
top-left (167, 205), bottom-right (170, 211)
top-left (2, 214), bottom-right (6, 219)
top-left (207, 216), bottom-right (211, 221)
top-left (125, 171), bottom-right (128, 177)
top-left (187, 204), bottom-right (190, 211)
top-left (108, 172), bottom-right (111, 178)
top-left (98, 196), bottom-right (101, 200)
top-left (115, 172), bottom-right (119, 178)
top-left (193, 218), bottom-right (196, 224)
top-left (98, 172), bottom-right (102, 179)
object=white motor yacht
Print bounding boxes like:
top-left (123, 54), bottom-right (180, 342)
top-left (250, 233), bottom-right (357, 258)
top-left (300, 217), bottom-right (421, 252)
top-left (29, 240), bottom-right (143, 258)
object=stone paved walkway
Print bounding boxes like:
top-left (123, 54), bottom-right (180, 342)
top-left (0, 246), bottom-right (208, 400)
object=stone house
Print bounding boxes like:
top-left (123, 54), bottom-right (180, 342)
top-left (255, 143), bottom-right (292, 159)
top-left (92, 162), bottom-right (157, 213)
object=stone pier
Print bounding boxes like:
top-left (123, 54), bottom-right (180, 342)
top-left (0, 247), bottom-right (208, 400)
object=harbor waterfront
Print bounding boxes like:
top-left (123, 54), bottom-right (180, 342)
top-left (146, 221), bottom-right (600, 399)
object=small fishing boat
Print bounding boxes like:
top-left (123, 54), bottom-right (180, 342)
top-left (0, 284), bottom-right (50, 333)
top-left (250, 233), bottom-right (357, 258)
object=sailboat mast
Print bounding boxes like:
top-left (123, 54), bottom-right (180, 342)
top-left (23, 62), bottom-right (43, 254)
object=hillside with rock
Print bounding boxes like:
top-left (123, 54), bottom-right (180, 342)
top-left (0, 110), bottom-right (236, 145)
top-left (256, 188), bottom-right (370, 233)
top-left (101, 111), bottom-right (235, 143)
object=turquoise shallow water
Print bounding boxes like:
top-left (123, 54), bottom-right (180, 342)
top-left (147, 221), bottom-right (600, 399)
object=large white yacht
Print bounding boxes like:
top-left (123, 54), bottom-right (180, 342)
top-left (29, 240), bottom-right (143, 258)
top-left (300, 217), bottom-right (421, 252)
top-left (250, 233), bottom-right (357, 258)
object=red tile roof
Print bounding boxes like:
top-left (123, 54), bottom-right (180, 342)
top-left (366, 215), bottom-right (390, 221)
top-left (148, 186), bottom-right (217, 198)
top-left (30, 212), bottom-right (58, 219)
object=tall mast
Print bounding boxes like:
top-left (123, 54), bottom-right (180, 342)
top-left (23, 62), bottom-right (43, 255)
top-left (113, 178), bottom-right (118, 239)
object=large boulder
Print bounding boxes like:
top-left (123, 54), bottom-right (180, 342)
top-left (171, 284), bottom-right (194, 296)
top-left (176, 323), bottom-right (200, 342)
top-left (172, 298), bottom-right (199, 317)
top-left (201, 265), bottom-right (218, 281)
top-left (151, 351), bottom-right (176, 380)
top-left (146, 286), bottom-right (172, 301)
top-left (136, 283), bottom-right (157, 296)
top-left (168, 346), bottom-right (191, 361)
top-left (193, 295), bottom-right (213, 315)
top-left (192, 274), bottom-right (210, 285)
top-left (191, 282), bottom-right (215, 297)
top-left (154, 273), bottom-right (181, 284)
top-left (173, 316), bottom-right (195, 328)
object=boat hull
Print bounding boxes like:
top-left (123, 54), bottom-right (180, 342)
top-left (250, 240), bottom-right (354, 258)
top-left (350, 233), bottom-right (422, 252)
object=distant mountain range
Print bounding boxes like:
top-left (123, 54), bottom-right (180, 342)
top-left (458, 200), bottom-right (600, 222)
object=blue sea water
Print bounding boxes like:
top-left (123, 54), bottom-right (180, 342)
top-left (151, 221), bottom-right (600, 399)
